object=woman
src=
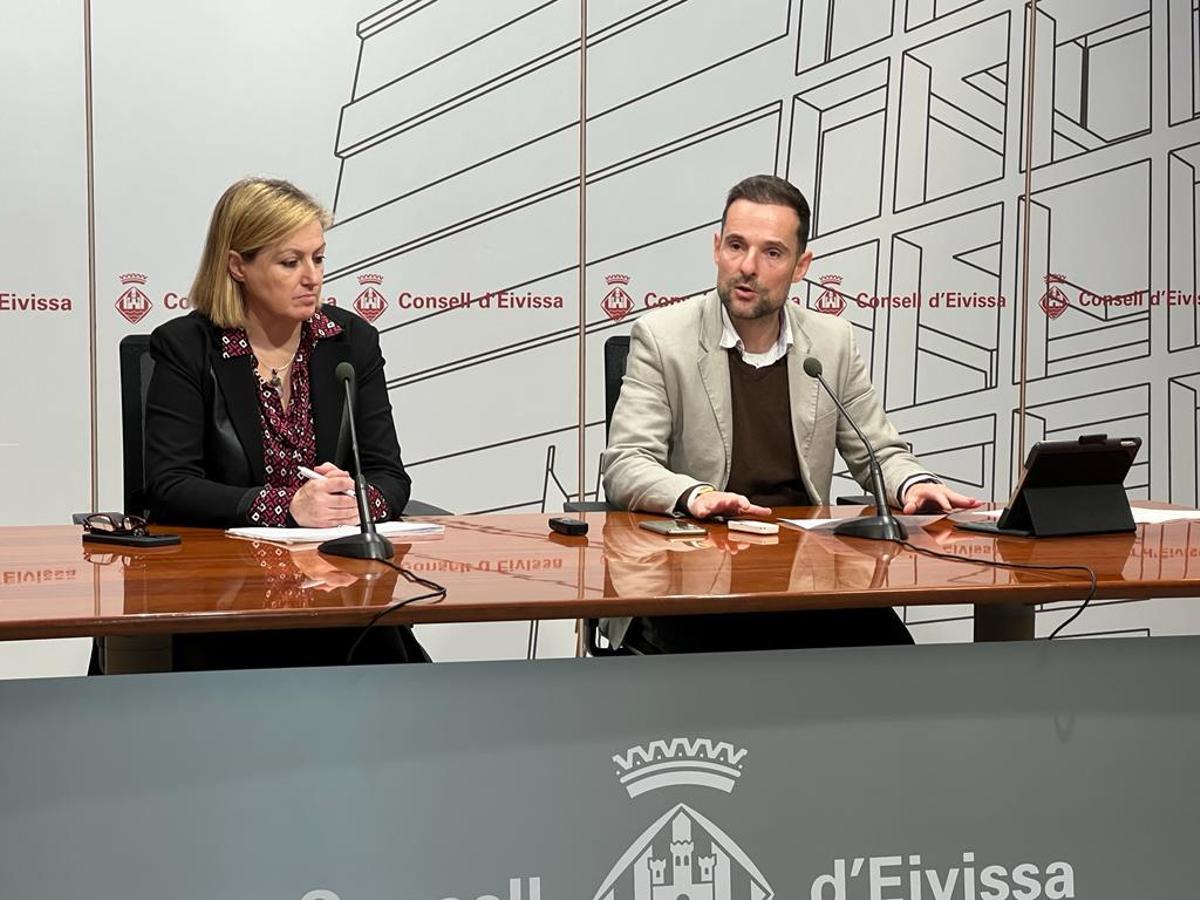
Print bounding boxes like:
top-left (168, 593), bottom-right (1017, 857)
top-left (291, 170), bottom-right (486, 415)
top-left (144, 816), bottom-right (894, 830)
top-left (141, 177), bottom-right (427, 668)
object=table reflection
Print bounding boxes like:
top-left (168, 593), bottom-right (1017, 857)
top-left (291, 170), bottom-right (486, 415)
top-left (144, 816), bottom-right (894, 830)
top-left (600, 513), bottom-right (898, 601)
top-left (89, 538), bottom-right (406, 616)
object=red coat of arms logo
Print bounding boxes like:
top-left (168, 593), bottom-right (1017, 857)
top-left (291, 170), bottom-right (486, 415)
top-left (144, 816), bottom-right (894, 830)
top-left (601, 274), bottom-right (635, 322)
top-left (814, 274), bottom-right (847, 316)
top-left (1039, 273), bottom-right (1070, 320)
top-left (354, 273), bottom-right (388, 323)
top-left (115, 273), bottom-right (153, 325)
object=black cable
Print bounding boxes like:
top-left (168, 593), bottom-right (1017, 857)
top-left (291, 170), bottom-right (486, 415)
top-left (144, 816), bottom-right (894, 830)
top-left (894, 540), bottom-right (1097, 640)
top-left (345, 558), bottom-right (447, 664)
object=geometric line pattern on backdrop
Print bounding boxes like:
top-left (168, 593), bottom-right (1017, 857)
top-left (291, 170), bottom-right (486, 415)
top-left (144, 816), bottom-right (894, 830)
top-left (328, 0), bottom-right (795, 282)
top-left (796, 0), bottom-right (895, 74)
top-left (331, 0), bottom-right (580, 221)
top-left (885, 203), bottom-right (1005, 411)
top-left (330, 0), bottom-right (794, 243)
top-left (1015, 160), bottom-right (1152, 383)
top-left (1167, 142), bottom-right (1200, 352)
top-left (904, 0), bottom-right (986, 32)
top-left (326, 0), bottom-right (587, 518)
top-left (789, 58), bottom-right (891, 239)
top-left (1168, 372), bottom-right (1200, 507)
top-left (1166, 0), bottom-right (1200, 126)
top-left (335, 91), bottom-right (782, 304)
top-left (327, 0), bottom-right (811, 515)
top-left (894, 11), bottom-right (1011, 212)
top-left (1023, 1), bottom-right (1152, 170)
top-left (412, 423), bottom-right (580, 516)
top-left (902, 413), bottom-right (998, 497)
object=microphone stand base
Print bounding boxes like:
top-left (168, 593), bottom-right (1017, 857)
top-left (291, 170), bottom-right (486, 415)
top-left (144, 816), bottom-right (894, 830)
top-left (834, 515), bottom-right (907, 542)
top-left (318, 531), bottom-right (395, 560)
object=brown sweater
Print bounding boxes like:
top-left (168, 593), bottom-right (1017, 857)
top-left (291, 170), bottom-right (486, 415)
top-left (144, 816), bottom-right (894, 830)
top-left (724, 350), bottom-right (811, 508)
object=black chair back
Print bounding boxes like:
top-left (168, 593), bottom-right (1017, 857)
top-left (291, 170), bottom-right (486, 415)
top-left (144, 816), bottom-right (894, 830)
top-left (576, 333), bottom-right (634, 655)
top-left (119, 335), bottom-right (154, 518)
top-left (603, 335), bottom-right (631, 439)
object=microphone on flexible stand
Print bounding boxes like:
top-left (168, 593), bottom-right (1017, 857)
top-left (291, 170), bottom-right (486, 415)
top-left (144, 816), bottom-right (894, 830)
top-left (319, 361), bottom-right (395, 560)
top-left (802, 356), bottom-right (906, 542)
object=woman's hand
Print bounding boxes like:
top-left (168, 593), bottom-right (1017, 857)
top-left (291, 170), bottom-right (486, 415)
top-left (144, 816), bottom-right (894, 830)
top-left (289, 462), bottom-right (359, 527)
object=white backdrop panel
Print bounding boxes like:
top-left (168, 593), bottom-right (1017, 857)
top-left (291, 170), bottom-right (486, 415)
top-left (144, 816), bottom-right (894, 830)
top-left (4, 1), bottom-right (1200, 677)
top-left (0, 0), bottom-right (92, 676)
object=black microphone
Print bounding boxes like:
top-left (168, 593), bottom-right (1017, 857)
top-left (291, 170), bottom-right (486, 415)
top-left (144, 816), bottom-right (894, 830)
top-left (319, 361), bottom-right (395, 560)
top-left (802, 356), bottom-right (906, 542)
top-left (334, 363), bottom-right (356, 470)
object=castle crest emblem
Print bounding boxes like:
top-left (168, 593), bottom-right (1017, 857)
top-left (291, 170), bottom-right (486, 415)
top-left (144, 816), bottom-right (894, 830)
top-left (115, 273), bottom-right (153, 325)
top-left (602, 274), bottom-right (635, 322)
top-left (1039, 273), bottom-right (1071, 320)
top-left (354, 273), bottom-right (388, 322)
top-left (594, 738), bottom-right (773, 900)
top-left (814, 275), bottom-right (846, 317)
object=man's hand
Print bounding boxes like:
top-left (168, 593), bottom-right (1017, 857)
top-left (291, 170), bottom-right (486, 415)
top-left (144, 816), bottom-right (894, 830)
top-left (901, 482), bottom-right (982, 515)
top-left (688, 490), bottom-right (772, 520)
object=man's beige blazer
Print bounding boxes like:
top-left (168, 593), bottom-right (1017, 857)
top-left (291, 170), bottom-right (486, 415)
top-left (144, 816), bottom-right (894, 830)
top-left (601, 290), bottom-right (931, 513)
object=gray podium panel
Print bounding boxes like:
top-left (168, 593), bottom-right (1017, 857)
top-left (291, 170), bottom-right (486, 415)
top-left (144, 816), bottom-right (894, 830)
top-left (1, 637), bottom-right (1198, 899)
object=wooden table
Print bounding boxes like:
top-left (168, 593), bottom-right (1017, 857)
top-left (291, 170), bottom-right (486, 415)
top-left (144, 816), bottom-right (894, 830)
top-left (3, 507), bottom-right (1200, 643)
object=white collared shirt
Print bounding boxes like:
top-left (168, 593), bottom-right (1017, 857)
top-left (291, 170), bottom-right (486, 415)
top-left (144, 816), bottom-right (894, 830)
top-left (718, 305), bottom-right (792, 368)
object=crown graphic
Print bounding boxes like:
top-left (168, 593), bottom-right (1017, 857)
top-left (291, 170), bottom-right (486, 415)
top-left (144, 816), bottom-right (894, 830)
top-left (819, 274), bottom-right (844, 286)
top-left (1045, 272), bottom-right (1067, 285)
top-left (357, 273), bottom-right (384, 285)
top-left (605, 273), bottom-right (631, 286)
top-left (119, 273), bottom-right (147, 285)
top-left (613, 737), bottom-right (747, 798)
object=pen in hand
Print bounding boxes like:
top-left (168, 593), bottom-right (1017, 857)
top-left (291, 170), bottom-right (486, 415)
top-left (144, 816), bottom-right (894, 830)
top-left (298, 465), bottom-right (356, 497)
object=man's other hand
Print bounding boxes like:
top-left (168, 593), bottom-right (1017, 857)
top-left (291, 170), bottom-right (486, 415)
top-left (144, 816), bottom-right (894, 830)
top-left (688, 490), bottom-right (772, 520)
top-left (901, 482), bottom-right (982, 515)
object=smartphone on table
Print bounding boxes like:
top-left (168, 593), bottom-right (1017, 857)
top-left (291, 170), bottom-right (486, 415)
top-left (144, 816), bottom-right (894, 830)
top-left (637, 519), bottom-right (707, 538)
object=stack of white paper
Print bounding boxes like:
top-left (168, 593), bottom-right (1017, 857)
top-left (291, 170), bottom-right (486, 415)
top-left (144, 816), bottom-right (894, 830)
top-left (780, 514), bottom-right (946, 532)
top-left (963, 506), bottom-right (1200, 525)
top-left (1129, 507), bottom-right (1200, 525)
top-left (226, 521), bottom-right (445, 545)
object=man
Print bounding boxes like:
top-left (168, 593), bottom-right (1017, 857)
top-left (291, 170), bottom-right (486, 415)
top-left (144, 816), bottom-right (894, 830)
top-left (600, 174), bottom-right (980, 653)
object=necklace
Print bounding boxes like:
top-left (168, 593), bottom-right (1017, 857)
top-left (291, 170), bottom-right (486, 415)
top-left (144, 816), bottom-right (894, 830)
top-left (255, 349), bottom-right (298, 389)
top-left (248, 326), bottom-right (302, 390)
top-left (266, 359), bottom-right (294, 389)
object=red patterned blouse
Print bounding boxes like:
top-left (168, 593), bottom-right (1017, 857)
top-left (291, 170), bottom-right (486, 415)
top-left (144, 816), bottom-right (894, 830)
top-left (221, 311), bottom-right (390, 526)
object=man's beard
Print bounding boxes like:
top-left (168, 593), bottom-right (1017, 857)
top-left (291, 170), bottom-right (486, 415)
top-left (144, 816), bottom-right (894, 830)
top-left (717, 276), bottom-right (781, 319)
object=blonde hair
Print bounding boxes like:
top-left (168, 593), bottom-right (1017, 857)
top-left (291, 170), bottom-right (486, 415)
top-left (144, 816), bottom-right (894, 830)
top-left (189, 178), bottom-right (332, 329)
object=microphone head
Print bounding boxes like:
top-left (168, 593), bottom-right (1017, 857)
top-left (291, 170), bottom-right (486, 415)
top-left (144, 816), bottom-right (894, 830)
top-left (335, 361), bottom-right (357, 387)
top-left (802, 357), bottom-right (823, 378)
